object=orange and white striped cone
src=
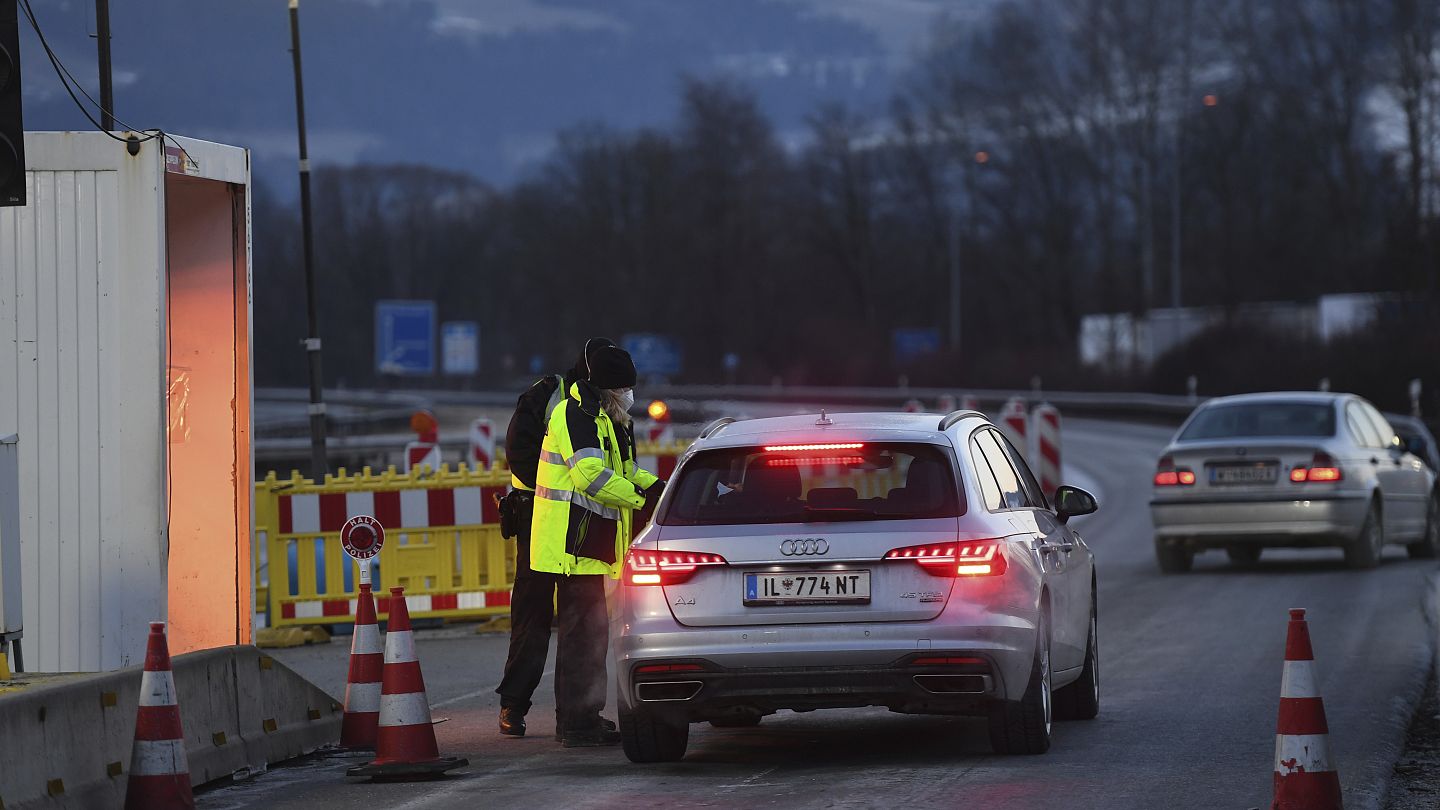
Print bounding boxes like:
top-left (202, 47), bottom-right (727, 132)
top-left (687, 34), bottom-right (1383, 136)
top-left (339, 583), bottom-right (383, 750)
top-left (347, 587), bottom-right (467, 780)
top-left (124, 622), bottom-right (194, 810)
top-left (1272, 608), bottom-right (1343, 810)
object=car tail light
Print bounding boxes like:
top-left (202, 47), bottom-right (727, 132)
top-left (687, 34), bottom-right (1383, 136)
top-left (625, 550), bottom-right (727, 586)
top-left (885, 540), bottom-right (1007, 577)
top-left (1154, 456), bottom-right (1195, 486)
top-left (1291, 452), bottom-right (1343, 483)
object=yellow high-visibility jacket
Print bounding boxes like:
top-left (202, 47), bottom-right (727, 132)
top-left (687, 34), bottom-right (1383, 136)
top-left (530, 381), bottom-right (658, 577)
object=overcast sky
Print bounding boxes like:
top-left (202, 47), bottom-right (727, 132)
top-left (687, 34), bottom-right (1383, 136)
top-left (18, 0), bottom-right (987, 190)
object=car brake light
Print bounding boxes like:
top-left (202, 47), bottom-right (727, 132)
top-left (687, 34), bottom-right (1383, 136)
top-left (885, 541), bottom-right (1006, 577)
top-left (1291, 452), bottom-right (1342, 483)
top-left (763, 442), bottom-right (864, 452)
top-left (766, 456), bottom-right (863, 467)
top-left (1154, 456), bottom-right (1195, 486)
top-left (625, 550), bottom-right (727, 586)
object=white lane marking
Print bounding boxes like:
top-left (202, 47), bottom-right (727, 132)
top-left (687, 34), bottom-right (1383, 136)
top-left (431, 666), bottom-right (555, 709)
top-left (386, 761), bottom-right (530, 810)
top-left (716, 766), bottom-right (779, 792)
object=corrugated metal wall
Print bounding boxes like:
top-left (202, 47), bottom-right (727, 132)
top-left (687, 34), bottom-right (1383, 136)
top-left (0, 168), bottom-right (167, 671)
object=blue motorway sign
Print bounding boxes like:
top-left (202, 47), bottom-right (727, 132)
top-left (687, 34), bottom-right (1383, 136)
top-left (621, 333), bottom-right (683, 378)
top-left (891, 327), bottom-right (941, 363)
top-left (442, 321), bottom-right (480, 375)
top-left (375, 301), bottom-right (436, 376)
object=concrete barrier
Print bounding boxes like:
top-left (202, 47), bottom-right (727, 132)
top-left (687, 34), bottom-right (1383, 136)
top-left (0, 646), bottom-right (340, 809)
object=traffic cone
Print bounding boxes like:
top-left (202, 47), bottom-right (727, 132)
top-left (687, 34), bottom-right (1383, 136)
top-left (1272, 608), bottom-right (1343, 810)
top-left (339, 583), bottom-right (383, 750)
top-left (124, 622), bottom-right (194, 810)
top-left (346, 587), bottom-right (467, 780)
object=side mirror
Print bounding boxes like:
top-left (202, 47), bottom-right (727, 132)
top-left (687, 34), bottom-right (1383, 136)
top-left (1054, 485), bottom-right (1098, 524)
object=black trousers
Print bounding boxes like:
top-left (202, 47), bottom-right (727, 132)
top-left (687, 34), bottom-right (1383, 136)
top-left (495, 507), bottom-right (558, 716)
top-left (553, 573), bottom-right (609, 730)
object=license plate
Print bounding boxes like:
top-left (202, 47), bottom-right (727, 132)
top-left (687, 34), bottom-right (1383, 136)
top-left (744, 570), bottom-right (870, 606)
top-left (1210, 464), bottom-right (1277, 484)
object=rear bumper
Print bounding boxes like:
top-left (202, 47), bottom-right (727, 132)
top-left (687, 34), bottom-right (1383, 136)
top-left (1150, 493), bottom-right (1369, 547)
top-left (621, 654), bottom-right (1005, 721)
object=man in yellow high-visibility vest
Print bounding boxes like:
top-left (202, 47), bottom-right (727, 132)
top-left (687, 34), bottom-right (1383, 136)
top-left (531, 345), bottom-right (662, 746)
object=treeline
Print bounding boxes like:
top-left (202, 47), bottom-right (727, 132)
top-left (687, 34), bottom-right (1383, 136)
top-left (253, 0), bottom-right (1440, 394)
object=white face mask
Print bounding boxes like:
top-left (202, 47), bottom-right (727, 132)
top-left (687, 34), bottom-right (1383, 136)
top-left (618, 389), bottom-right (635, 411)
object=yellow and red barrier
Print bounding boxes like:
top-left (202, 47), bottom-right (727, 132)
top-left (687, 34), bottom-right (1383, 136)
top-left (254, 440), bottom-right (692, 627)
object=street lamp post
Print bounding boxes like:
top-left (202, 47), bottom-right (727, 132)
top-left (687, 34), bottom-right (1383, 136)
top-left (949, 150), bottom-right (988, 354)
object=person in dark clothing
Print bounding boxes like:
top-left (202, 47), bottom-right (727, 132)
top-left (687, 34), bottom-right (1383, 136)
top-left (495, 337), bottom-right (614, 738)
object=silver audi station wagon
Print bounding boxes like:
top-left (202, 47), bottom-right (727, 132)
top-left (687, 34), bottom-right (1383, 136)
top-left (614, 410), bottom-right (1100, 762)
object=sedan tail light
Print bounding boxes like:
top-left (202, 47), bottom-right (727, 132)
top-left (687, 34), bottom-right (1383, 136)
top-left (885, 540), bottom-right (1007, 577)
top-left (1291, 452), bottom-right (1343, 483)
top-left (625, 550), bottom-right (728, 586)
top-left (1154, 455), bottom-right (1196, 486)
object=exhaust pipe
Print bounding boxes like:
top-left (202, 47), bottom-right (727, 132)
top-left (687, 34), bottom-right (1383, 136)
top-left (636, 680), bottom-right (703, 702)
top-left (913, 674), bottom-right (992, 695)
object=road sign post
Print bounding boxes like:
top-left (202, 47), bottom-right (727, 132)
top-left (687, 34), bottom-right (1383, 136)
top-left (341, 515), bottom-right (385, 587)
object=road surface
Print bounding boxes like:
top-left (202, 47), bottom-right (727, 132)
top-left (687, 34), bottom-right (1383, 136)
top-left (202, 418), bottom-right (1437, 809)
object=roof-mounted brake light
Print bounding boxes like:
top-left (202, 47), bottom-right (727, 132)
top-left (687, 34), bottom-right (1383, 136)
top-left (763, 442), bottom-right (864, 452)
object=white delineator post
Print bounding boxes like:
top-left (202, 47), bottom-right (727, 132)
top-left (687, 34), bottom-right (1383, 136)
top-left (469, 418), bottom-right (495, 469)
top-left (404, 442), bottom-right (441, 473)
top-left (1032, 403), bottom-right (1062, 496)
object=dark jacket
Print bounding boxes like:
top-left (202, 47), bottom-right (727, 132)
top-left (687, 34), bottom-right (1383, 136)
top-left (505, 369), bottom-right (581, 490)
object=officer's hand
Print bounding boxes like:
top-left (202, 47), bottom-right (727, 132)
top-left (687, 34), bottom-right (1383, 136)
top-left (642, 479), bottom-right (666, 502)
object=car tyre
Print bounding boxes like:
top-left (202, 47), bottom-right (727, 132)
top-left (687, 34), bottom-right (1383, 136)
top-left (1053, 599), bottom-right (1099, 722)
top-left (619, 703), bottom-right (689, 763)
top-left (1344, 500), bottom-right (1383, 570)
top-left (988, 609), bottom-right (1052, 754)
top-left (1226, 546), bottom-right (1262, 566)
top-left (1154, 539), bottom-right (1193, 574)
top-left (1406, 493), bottom-right (1440, 559)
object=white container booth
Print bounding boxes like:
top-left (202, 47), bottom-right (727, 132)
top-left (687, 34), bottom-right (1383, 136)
top-left (0, 132), bottom-right (254, 671)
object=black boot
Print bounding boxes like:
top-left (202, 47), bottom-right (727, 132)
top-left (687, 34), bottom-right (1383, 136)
top-left (499, 707), bottom-right (526, 737)
top-left (554, 714), bottom-right (617, 741)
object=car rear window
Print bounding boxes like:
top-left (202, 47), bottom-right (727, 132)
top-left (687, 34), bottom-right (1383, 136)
top-left (660, 442), bottom-right (963, 526)
top-left (1178, 402), bottom-right (1337, 440)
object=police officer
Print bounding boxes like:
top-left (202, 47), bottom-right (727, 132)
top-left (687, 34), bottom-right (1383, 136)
top-left (495, 337), bottom-right (613, 737)
top-left (531, 345), bottom-right (662, 747)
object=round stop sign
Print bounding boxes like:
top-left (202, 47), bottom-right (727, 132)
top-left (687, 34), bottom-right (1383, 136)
top-left (341, 515), bottom-right (385, 560)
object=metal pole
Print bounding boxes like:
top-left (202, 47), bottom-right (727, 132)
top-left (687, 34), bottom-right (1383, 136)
top-left (1170, 113), bottom-right (1181, 310)
top-left (95, 0), bottom-right (113, 131)
top-left (289, 0), bottom-right (328, 478)
top-left (949, 210), bottom-right (961, 351)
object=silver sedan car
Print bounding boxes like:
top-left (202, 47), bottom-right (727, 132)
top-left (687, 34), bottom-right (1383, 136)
top-left (614, 410), bottom-right (1100, 762)
top-left (1150, 392), bottom-right (1438, 572)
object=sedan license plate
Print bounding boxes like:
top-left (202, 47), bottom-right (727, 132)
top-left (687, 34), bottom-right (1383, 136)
top-left (1210, 464), bottom-right (1278, 484)
top-left (744, 570), bottom-right (870, 606)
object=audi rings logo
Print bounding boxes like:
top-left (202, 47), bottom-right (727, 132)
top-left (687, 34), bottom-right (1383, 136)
top-left (781, 538), bottom-right (829, 556)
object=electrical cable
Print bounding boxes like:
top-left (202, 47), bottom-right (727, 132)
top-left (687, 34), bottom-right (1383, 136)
top-left (18, 0), bottom-right (191, 161)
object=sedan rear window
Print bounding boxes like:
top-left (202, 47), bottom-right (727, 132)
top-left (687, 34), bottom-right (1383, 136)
top-left (1178, 402), bottom-right (1336, 440)
top-left (661, 442), bottom-right (963, 526)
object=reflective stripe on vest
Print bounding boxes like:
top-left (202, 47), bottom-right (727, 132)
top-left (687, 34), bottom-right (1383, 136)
top-left (534, 484), bottom-right (621, 520)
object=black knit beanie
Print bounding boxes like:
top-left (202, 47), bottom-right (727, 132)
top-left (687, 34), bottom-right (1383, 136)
top-left (588, 346), bottom-right (637, 389)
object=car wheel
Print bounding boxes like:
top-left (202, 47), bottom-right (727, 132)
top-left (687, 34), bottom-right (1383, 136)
top-left (1226, 546), bottom-right (1262, 566)
top-left (1053, 597), bottom-right (1099, 722)
top-left (1344, 500), bottom-right (1384, 570)
top-left (1154, 538), bottom-right (1193, 574)
top-left (709, 714), bottom-right (762, 728)
top-left (619, 703), bottom-right (689, 763)
top-left (988, 608), bottom-right (1052, 754)
top-left (1406, 492), bottom-right (1440, 559)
